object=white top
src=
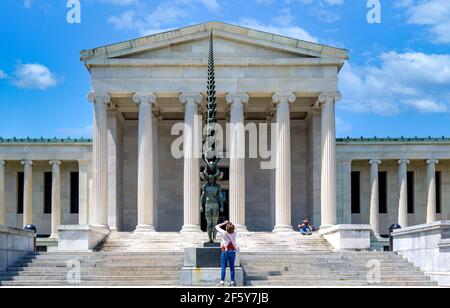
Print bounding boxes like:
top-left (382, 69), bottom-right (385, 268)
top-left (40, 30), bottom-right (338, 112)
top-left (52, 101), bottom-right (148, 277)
top-left (215, 225), bottom-right (238, 251)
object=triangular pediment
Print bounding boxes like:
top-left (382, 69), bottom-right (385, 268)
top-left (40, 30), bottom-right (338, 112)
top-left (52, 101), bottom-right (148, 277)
top-left (81, 22), bottom-right (348, 64)
top-left (122, 36), bottom-right (307, 60)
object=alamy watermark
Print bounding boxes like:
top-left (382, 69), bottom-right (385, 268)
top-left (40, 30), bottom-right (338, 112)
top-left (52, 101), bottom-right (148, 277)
top-left (367, 0), bottom-right (382, 24)
top-left (66, 0), bottom-right (81, 24)
top-left (171, 117), bottom-right (281, 170)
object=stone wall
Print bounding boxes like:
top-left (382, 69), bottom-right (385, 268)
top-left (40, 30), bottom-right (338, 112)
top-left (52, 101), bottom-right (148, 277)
top-left (393, 221), bottom-right (450, 286)
top-left (0, 225), bottom-right (35, 272)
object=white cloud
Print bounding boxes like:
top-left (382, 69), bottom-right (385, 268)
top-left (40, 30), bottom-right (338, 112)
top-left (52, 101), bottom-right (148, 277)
top-left (108, 0), bottom-right (220, 33)
top-left (58, 125), bottom-right (93, 137)
top-left (272, 8), bottom-right (294, 27)
top-left (11, 63), bottom-right (59, 90)
top-left (339, 52), bottom-right (450, 115)
top-left (238, 18), bottom-right (318, 43)
top-left (396, 0), bottom-right (450, 44)
top-left (0, 70), bottom-right (7, 79)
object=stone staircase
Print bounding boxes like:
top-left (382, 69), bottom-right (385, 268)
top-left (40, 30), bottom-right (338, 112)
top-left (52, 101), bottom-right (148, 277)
top-left (101, 232), bottom-right (188, 252)
top-left (0, 251), bottom-right (183, 287)
top-left (0, 232), bottom-right (437, 287)
top-left (238, 232), bottom-right (332, 252)
top-left (241, 251), bottom-right (438, 287)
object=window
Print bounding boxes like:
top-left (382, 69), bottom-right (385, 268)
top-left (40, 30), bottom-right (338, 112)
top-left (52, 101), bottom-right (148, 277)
top-left (407, 172), bottom-right (415, 214)
top-left (44, 172), bottom-right (52, 214)
top-left (436, 171), bottom-right (442, 214)
top-left (17, 172), bottom-right (24, 214)
top-left (378, 171), bottom-right (388, 214)
top-left (70, 172), bottom-right (79, 214)
top-left (351, 172), bottom-right (361, 214)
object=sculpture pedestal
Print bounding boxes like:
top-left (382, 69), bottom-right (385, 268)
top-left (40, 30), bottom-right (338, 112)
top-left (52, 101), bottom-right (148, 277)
top-left (180, 246), bottom-right (244, 286)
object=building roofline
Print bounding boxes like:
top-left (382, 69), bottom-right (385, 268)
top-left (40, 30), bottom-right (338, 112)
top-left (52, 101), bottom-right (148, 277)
top-left (337, 137), bottom-right (450, 144)
top-left (0, 137), bottom-right (92, 144)
top-left (1, 137), bottom-right (449, 145)
top-left (80, 21), bottom-right (349, 63)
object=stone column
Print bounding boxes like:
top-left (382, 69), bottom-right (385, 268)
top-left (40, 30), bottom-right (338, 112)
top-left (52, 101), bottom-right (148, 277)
top-left (369, 159), bottom-right (382, 235)
top-left (78, 160), bottom-right (90, 225)
top-left (319, 92), bottom-right (341, 228)
top-left (133, 93), bottom-right (157, 232)
top-left (273, 92), bottom-right (296, 232)
top-left (180, 93), bottom-right (203, 233)
top-left (426, 159), bottom-right (439, 223)
top-left (398, 159), bottom-right (410, 228)
top-left (88, 92), bottom-right (110, 227)
top-left (21, 160), bottom-right (33, 227)
top-left (50, 160), bottom-right (61, 238)
top-left (0, 160), bottom-right (5, 225)
top-left (226, 93), bottom-right (249, 232)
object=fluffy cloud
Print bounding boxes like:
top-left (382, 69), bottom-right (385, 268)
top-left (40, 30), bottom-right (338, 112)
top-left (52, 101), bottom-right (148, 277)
top-left (238, 18), bottom-right (318, 43)
top-left (11, 63), bottom-right (59, 90)
top-left (339, 52), bottom-right (450, 115)
top-left (0, 70), bottom-right (7, 79)
top-left (108, 0), bottom-right (220, 34)
top-left (396, 0), bottom-right (450, 44)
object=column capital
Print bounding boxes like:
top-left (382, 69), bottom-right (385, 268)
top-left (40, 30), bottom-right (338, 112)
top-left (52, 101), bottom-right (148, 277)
top-left (226, 93), bottom-right (249, 105)
top-left (398, 159), bottom-right (411, 165)
top-left (369, 159), bottom-right (382, 165)
top-left (87, 91), bottom-right (111, 105)
top-left (272, 92), bottom-right (296, 105)
top-left (318, 91), bottom-right (342, 105)
top-left (133, 93), bottom-right (156, 105)
top-left (21, 160), bottom-right (33, 166)
top-left (0, 160), bottom-right (5, 166)
top-left (49, 160), bottom-right (62, 166)
top-left (426, 159), bottom-right (439, 165)
top-left (179, 93), bottom-right (203, 105)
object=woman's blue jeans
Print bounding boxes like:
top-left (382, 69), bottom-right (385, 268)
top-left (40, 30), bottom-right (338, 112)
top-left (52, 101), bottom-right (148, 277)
top-left (221, 251), bottom-right (237, 282)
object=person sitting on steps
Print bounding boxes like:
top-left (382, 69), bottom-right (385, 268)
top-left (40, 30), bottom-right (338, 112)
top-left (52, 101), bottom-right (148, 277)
top-left (215, 220), bottom-right (238, 287)
top-left (298, 217), bottom-right (314, 236)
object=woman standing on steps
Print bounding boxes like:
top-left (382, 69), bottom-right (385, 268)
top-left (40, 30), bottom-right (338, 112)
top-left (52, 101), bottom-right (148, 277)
top-left (215, 220), bottom-right (238, 287)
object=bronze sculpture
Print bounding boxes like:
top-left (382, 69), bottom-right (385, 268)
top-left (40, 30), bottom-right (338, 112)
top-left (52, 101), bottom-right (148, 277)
top-left (201, 31), bottom-right (224, 243)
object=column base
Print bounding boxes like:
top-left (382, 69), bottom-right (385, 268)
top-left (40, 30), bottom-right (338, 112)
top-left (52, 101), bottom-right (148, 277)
top-left (180, 225), bottom-right (202, 233)
top-left (273, 225), bottom-right (294, 233)
top-left (134, 225), bottom-right (156, 233)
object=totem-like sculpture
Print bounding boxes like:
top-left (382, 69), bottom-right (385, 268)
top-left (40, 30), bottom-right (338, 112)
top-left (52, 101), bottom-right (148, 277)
top-left (200, 31), bottom-right (225, 243)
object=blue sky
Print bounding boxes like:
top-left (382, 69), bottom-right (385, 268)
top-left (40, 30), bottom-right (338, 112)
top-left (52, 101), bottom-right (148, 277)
top-left (0, 0), bottom-right (449, 138)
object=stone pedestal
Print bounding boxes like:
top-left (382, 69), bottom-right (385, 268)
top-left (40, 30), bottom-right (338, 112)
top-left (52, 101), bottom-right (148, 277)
top-left (319, 224), bottom-right (372, 251)
top-left (58, 225), bottom-right (110, 252)
top-left (181, 247), bottom-right (244, 286)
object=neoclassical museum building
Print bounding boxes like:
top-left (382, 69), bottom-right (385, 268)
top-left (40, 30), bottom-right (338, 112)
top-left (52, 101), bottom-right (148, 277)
top-left (0, 23), bottom-right (449, 255)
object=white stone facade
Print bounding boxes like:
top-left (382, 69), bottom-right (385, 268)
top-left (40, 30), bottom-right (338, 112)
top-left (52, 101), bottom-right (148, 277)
top-left (0, 22), bottom-right (448, 239)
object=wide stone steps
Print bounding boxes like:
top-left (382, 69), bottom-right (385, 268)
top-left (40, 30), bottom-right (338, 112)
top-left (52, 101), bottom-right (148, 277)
top-left (0, 251), bottom-right (183, 287)
top-left (240, 251), bottom-right (437, 287)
